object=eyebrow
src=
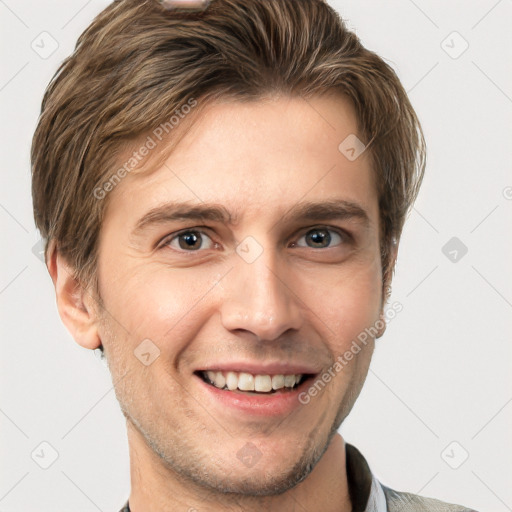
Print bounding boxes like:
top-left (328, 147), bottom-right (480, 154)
top-left (131, 199), bottom-right (371, 237)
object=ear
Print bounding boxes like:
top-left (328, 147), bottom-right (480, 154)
top-left (376, 237), bottom-right (399, 339)
top-left (46, 242), bottom-right (102, 350)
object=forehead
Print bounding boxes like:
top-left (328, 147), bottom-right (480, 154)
top-left (104, 94), bottom-right (378, 229)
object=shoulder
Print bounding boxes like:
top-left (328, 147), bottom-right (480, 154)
top-left (382, 484), bottom-right (479, 512)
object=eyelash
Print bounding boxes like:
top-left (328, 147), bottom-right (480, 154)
top-left (159, 226), bottom-right (352, 253)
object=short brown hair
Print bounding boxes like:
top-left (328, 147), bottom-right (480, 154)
top-left (31, 0), bottom-right (425, 304)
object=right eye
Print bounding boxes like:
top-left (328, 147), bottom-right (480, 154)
top-left (161, 229), bottom-right (218, 253)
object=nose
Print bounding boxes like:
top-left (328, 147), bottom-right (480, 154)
top-left (219, 246), bottom-right (303, 341)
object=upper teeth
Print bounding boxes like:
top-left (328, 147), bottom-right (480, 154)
top-left (203, 371), bottom-right (303, 392)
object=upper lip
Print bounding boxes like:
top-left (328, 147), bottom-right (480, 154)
top-left (195, 361), bottom-right (321, 376)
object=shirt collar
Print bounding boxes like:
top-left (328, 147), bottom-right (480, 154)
top-left (345, 442), bottom-right (387, 512)
top-left (366, 472), bottom-right (387, 512)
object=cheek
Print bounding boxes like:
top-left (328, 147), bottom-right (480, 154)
top-left (307, 262), bottom-right (382, 354)
top-left (99, 261), bottom-right (221, 347)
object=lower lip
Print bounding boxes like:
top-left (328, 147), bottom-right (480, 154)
top-left (194, 374), bottom-right (315, 417)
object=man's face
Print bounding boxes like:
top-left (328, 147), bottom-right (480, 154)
top-left (95, 94), bottom-right (383, 495)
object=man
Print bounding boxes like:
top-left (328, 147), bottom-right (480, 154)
top-left (31, 0), bottom-right (478, 510)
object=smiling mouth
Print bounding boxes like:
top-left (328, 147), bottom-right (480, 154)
top-left (195, 370), bottom-right (315, 394)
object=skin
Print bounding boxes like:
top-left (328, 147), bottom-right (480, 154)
top-left (49, 93), bottom-right (395, 511)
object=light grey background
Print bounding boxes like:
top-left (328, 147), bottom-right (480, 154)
top-left (1, 1), bottom-right (511, 511)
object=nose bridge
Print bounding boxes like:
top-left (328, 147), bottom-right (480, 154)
top-left (220, 240), bottom-right (302, 340)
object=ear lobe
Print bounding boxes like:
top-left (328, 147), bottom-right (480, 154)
top-left (375, 312), bottom-right (387, 339)
top-left (47, 243), bottom-right (102, 350)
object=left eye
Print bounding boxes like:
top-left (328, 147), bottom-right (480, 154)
top-left (165, 230), bottom-right (216, 251)
top-left (294, 228), bottom-right (345, 249)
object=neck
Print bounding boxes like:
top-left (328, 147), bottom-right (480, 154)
top-left (126, 424), bottom-right (352, 512)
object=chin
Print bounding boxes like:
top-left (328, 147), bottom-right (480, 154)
top-left (200, 459), bottom-right (315, 497)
